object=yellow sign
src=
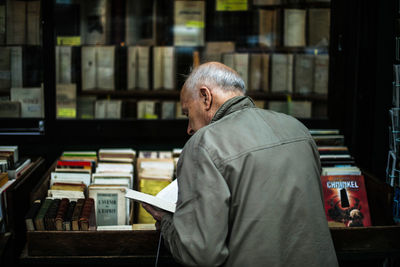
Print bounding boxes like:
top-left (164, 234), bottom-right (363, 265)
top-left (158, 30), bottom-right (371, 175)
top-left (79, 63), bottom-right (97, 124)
top-left (186, 20), bottom-right (205, 28)
top-left (57, 36), bottom-right (81, 46)
top-left (216, 0), bottom-right (247, 11)
top-left (144, 114), bottom-right (158, 119)
top-left (57, 108), bottom-right (76, 118)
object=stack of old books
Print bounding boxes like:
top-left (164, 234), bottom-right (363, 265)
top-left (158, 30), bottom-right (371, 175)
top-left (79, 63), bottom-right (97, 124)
top-left (136, 151), bottom-right (175, 224)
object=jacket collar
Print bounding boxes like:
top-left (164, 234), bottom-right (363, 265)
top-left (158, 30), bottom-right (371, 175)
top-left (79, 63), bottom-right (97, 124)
top-left (211, 96), bottom-right (255, 123)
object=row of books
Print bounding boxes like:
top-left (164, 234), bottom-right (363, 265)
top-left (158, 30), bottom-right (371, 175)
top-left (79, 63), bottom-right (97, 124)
top-left (54, 0), bottom-right (329, 47)
top-left (0, 46), bottom-right (43, 91)
top-left (1, 145), bottom-right (35, 233)
top-left (25, 198), bottom-right (95, 231)
top-left (257, 8), bottom-right (330, 48)
top-left (54, 45), bottom-right (329, 94)
top-left (26, 148), bottom-right (181, 230)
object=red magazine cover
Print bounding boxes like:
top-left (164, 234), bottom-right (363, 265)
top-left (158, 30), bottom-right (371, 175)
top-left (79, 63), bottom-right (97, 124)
top-left (321, 175), bottom-right (372, 227)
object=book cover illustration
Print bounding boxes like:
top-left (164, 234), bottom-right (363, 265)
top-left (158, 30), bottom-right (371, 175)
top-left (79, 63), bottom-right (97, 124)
top-left (321, 175), bottom-right (372, 227)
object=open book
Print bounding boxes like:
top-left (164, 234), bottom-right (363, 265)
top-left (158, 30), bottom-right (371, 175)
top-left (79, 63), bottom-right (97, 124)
top-left (125, 179), bottom-right (178, 213)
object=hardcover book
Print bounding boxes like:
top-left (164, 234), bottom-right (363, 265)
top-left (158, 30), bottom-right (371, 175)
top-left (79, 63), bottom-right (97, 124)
top-left (271, 53), bottom-right (293, 93)
top-left (294, 54), bottom-right (314, 94)
top-left (34, 198), bottom-right (53, 231)
top-left (44, 199), bottom-right (61, 230)
top-left (173, 1), bottom-right (205, 46)
top-left (283, 9), bottom-right (306, 47)
top-left (258, 9), bottom-right (280, 47)
top-left (308, 8), bottom-right (330, 47)
top-left (71, 198), bottom-right (85, 230)
top-left (79, 197), bottom-right (96, 231)
top-left (313, 54), bottom-right (329, 94)
top-left (63, 200), bottom-right (76, 231)
top-left (321, 175), bottom-right (372, 227)
top-left (55, 198), bottom-right (70, 231)
top-left (25, 199), bottom-right (41, 231)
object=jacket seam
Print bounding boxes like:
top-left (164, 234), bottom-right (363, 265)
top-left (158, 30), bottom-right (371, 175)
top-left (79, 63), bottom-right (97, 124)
top-left (215, 136), bottom-right (313, 168)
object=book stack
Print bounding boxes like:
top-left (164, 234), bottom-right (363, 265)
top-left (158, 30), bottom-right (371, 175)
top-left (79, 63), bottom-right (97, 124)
top-left (48, 151), bottom-right (97, 200)
top-left (309, 129), bottom-right (371, 227)
top-left (89, 148), bottom-right (135, 226)
top-left (26, 197), bottom-right (96, 231)
top-left (309, 129), bottom-right (356, 167)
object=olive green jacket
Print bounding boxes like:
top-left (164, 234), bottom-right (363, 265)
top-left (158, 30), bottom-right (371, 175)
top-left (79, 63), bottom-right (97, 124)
top-left (161, 96), bottom-right (338, 267)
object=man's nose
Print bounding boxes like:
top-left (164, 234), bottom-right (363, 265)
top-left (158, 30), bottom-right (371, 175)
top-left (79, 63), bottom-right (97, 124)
top-left (187, 124), bottom-right (194, 135)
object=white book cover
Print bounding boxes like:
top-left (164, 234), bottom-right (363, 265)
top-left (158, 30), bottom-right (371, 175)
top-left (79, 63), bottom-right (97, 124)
top-left (92, 172), bottom-right (133, 188)
top-left (125, 179), bottom-right (178, 213)
top-left (97, 161), bottom-right (134, 170)
top-left (137, 46), bottom-right (150, 89)
top-left (97, 46), bottom-right (115, 90)
top-left (284, 9), bottom-right (306, 47)
top-left (50, 171), bottom-right (91, 187)
top-left (162, 47), bottom-right (175, 90)
top-left (127, 46), bottom-right (138, 90)
top-left (81, 46), bottom-right (96, 90)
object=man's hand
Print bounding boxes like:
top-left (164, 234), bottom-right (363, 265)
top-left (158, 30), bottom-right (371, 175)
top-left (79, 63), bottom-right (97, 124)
top-left (142, 203), bottom-right (168, 222)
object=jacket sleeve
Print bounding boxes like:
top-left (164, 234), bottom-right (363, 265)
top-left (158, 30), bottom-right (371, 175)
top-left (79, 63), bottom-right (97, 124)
top-left (161, 144), bottom-right (230, 266)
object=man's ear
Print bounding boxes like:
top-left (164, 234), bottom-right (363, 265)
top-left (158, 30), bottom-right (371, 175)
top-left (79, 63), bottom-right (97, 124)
top-left (199, 87), bottom-right (212, 110)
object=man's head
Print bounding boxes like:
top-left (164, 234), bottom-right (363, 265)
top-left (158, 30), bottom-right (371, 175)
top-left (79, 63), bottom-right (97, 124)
top-left (180, 62), bottom-right (245, 135)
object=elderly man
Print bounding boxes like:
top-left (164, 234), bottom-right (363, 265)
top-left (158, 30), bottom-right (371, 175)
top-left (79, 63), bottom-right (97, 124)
top-left (143, 62), bottom-right (338, 267)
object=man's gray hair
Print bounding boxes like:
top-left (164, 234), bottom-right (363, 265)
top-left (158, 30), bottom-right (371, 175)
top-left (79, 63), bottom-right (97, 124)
top-left (184, 62), bottom-right (246, 95)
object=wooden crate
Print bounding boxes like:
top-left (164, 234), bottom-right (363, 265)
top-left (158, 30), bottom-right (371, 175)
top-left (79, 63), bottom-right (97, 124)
top-left (24, 165), bottom-right (400, 261)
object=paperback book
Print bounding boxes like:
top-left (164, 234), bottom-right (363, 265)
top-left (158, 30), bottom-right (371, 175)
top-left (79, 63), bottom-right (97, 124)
top-left (321, 175), bottom-right (371, 227)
